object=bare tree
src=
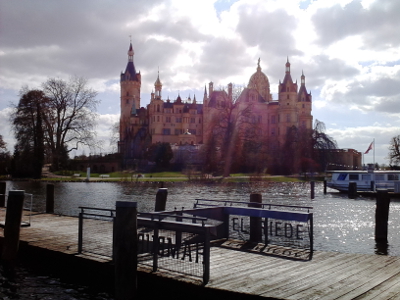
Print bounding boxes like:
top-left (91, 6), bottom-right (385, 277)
top-left (11, 89), bottom-right (46, 178)
top-left (109, 122), bottom-right (119, 153)
top-left (0, 134), bottom-right (6, 153)
top-left (280, 120), bottom-right (337, 174)
top-left (0, 134), bottom-right (11, 175)
top-left (41, 76), bottom-right (100, 170)
top-left (205, 84), bottom-right (257, 176)
top-left (388, 135), bottom-right (400, 166)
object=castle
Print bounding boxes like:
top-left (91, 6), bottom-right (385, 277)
top-left (118, 43), bottom-right (313, 172)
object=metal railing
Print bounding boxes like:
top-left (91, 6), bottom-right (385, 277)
top-left (137, 211), bottom-right (220, 284)
top-left (192, 199), bottom-right (314, 260)
top-left (0, 193), bottom-right (33, 227)
top-left (78, 207), bottom-right (221, 284)
top-left (78, 207), bottom-right (115, 258)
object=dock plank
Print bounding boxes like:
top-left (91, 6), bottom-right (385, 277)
top-left (3, 211), bottom-right (400, 299)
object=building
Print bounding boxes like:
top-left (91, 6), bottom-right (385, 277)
top-left (118, 43), bottom-right (313, 171)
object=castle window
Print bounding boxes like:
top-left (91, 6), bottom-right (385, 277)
top-left (162, 129), bottom-right (170, 135)
top-left (157, 105), bottom-right (160, 112)
top-left (287, 95), bottom-right (289, 100)
top-left (166, 117), bottom-right (171, 123)
top-left (302, 104), bottom-right (305, 108)
top-left (199, 118), bottom-right (201, 124)
top-left (126, 99), bottom-right (129, 104)
top-left (176, 117), bottom-right (182, 123)
top-left (157, 116), bottom-right (160, 122)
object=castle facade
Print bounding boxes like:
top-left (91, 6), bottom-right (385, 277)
top-left (118, 43), bottom-right (313, 171)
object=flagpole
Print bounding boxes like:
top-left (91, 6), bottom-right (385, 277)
top-left (373, 138), bottom-right (375, 166)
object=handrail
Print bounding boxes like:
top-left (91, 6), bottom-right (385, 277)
top-left (194, 198), bottom-right (313, 211)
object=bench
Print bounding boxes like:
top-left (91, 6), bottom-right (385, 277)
top-left (100, 174), bottom-right (110, 178)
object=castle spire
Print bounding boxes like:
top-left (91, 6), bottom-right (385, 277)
top-left (122, 41), bottom-right (139, 81)
top-left (285, 57), bottom-right (290, 74)
top-left (154, 68), bottom-right (162, 97)
top-left (128, 42), bottom-right (134, 62)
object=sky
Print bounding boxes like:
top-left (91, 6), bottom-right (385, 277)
top-left (0, 0), bottom-right (399, 165)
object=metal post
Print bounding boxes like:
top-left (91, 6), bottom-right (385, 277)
top-left (310, 181), bottom-right (315, 199)
top-left (249, 193), bottom-right (262, 242)
top-left (323, 180), bottom-right (327, 194)
top-left (78, 211), bottom-right (83, 254)
top-left (1, 190), bottom-right (25, 278)
top-left (152, 224), bottom-right (159, 272)
top-left (46, 183), bottom-right (55, 213)
top-left (114, 201), bottom-right (137, 300)
top-left (309, 213), bottom-right (314, 260)
top-left (203, 228), bottom-right (210, 285)
top-left (0, 181), bottom-right (6, 207)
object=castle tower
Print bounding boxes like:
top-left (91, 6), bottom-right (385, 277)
top-left (297, 70), bottom-right (313, 130)
top-left (278, 58), bottom-right (298, 141)
top-left (154, 69), bottom-right (162, 99)
top-left (120, 42), bottom-right (141, 143)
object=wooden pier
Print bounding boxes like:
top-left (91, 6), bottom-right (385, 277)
top-left (2, 210), bottom-right (400, 299)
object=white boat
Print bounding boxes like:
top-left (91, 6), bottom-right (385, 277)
top-left (326, 170), bottom-right (400, 192)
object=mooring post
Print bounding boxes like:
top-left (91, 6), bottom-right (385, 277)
top-left (323, 180), bottom-right (327, 194)
top-left (249, 193), bottom-right (262, 242)
top-left (310, 181), bottom-right (315, 199)
top-left (114, 201), bottom-right (137, 300)
top-left (348, 182), bottom-right (357, 199)
top-left (0, 181), bottom-right (6, 207)
top-left (46, 183), bottom-right (55, 213)
top-left (1, 190), bottom-right (25, 279)
top-left (375, 189), bottom-right (390, 244)
top-left (155, 188), bottom-right (168, 212)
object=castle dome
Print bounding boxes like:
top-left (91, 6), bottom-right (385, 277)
top-left (247, 58), bottom-right (271, 101)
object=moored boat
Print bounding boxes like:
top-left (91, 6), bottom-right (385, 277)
top-left (326, 170), bottom-right (400, 192)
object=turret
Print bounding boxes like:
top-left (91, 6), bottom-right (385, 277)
top-left (120, 42), bottom-right (141, 142)
top-left (154, 69), bottom-right (162, 98)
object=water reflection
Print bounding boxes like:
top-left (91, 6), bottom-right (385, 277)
top-left (3, 180), bottom-right (400, 256)
top-left (375, 242), bottom-right (389, 255)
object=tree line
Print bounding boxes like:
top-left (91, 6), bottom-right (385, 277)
top-left (2, 76), bottom-right (400, 178)
top-left (3, 76), bottom-right (99, 178)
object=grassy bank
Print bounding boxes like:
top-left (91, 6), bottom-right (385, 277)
top-left (39, 171), bottom-right (324, 183)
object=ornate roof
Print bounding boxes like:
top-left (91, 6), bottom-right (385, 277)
top-left (247, 58), bottom-right (270, 101)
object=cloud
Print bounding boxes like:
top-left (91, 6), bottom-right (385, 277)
top-left (236, 5), bottom-right (301, 57)
top-left (321, 68), bottom-right (400, 113)
top-left (1, 0), bottom-right (400, 164)
top-left (0, 108), bottom-right (15, 152)
top-left (312, 0), bottom-right (400, 49)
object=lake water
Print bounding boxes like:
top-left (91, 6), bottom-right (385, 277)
top-left (4, 180), bottom-right (400, 256)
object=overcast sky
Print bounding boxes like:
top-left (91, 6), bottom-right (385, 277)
top-left (1, 0), bottom-right (399, 165)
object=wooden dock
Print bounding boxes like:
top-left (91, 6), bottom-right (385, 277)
top-left (2, 211), bottom-right (400, 299)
